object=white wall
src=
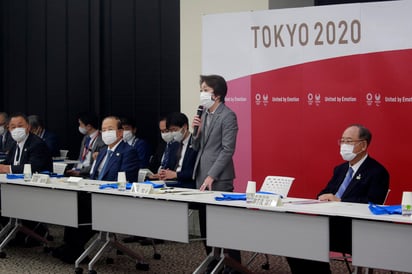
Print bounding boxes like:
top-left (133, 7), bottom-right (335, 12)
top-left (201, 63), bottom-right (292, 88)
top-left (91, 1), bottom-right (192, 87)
top-left (180, 0), bottom-right (268, 123)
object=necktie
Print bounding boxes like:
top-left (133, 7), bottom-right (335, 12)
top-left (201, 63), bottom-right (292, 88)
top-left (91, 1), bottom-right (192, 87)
top-left (161, 143), bottom-right (171, 169)
top-left (98, 150), bottom-right (113, 180)
top-left (15, 146), bottom-right (21, 162)
top-left (336, 167), bottom-right (354, 198)
top-left (81, 136), bottom-right (92, 161)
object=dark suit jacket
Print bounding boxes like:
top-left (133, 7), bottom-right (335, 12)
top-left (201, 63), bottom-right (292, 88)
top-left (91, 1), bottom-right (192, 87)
top-left (175, 135), bottom-right (197, 188)
top-left (148, 140), bottom-right (166, 173)
top-left (318, 155), bottom-right (390, 254)
top-left (42, 130), bottom-right (60, 157)
top-left (148, 141), bottom-right (180, 173)
top-left (90, 141), bottom-right (139, 182)
top-left (318, 156), bottom-right (390, 204)
top-left (5, 133), bottom-right (53, 173)
top-left (128, 137), bottom-right (152, 169)
top-left (0, 131), bottom-right (14, 159)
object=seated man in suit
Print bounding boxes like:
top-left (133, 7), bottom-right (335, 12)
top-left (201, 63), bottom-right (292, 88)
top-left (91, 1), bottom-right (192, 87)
top-left (0, 112), bottom-right (15, 161)
top-left (65, 111), bottom-right (105, 178)
top-left (0, 112), bottom-right (53, 174)
top-left (121, 116), bottom-right (152, 170)
top-left (148, 115), bottom-right (180, 178)
top-left (158, 112), bottom-right (197, 189)
top-left (89, 116), bottom-right (139, 181)
top-left (0, 112), bottom-right (53, 245)
top-left (53, 115), bottom-right (139, 263)
top-left (287, 124), bottom-right (390, 274)
top-left (28, 114), bottom-right (61, 157)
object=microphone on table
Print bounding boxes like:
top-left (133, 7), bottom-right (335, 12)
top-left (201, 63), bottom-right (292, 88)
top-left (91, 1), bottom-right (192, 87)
top-left (193, 105), bottom-right (204, 136)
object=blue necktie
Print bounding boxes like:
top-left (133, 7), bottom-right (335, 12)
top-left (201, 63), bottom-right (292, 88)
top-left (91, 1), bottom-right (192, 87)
top-left (98, 150), bottom-right (113, 180)
top-left (85, 136), bottom-right (91, 148)
top-left (336, 167), bottom-right (354, 198)
top-left (161, 143), bottom-right (171, 169)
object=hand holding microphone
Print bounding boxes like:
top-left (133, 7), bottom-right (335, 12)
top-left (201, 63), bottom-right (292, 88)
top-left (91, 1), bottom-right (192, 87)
top-left (193, 105), bottom-right (204, 136)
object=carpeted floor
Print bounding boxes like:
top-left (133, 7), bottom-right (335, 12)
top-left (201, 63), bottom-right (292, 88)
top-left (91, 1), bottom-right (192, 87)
top-left (0, 225), bottom-right (408, 274)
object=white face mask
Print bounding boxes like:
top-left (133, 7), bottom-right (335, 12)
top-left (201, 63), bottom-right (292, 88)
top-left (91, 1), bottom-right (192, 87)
top-left (161, 132), bottom-right (174, 143)
top-left (172, 128), bottom-right (185, 142)
top-left (200, 91), bottom-right (215, 109)
top-left (102, 130), bottom-right (118, 145)
top-left (340, 144), bottom-right (357, 161)
top-left (78, 126), bottom-right (87, 135)
top-left (11, 127), bottom-right (27, 143)
top-left (123, 130), bottom-right (134, 142)
top-left (0, 125), bottom-right (5, 136)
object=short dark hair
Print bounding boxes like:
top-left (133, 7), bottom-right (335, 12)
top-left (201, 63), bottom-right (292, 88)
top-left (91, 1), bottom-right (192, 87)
top-left (200, 74), bottom-right (228, 103)
top-left (78, 111), bottom-right (99, 129)
top-left (166, 112), bottom-right (189, 129)
top-left (103, 116), bottom-right (122, 130)
top-left (120, 117), bottom-right (136, 129)
top-left (10, 112), bottom-right (29, 124)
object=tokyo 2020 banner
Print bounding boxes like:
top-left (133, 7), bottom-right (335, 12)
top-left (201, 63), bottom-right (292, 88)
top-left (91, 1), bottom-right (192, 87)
top-left (202, 1), bottom-right (412, 203)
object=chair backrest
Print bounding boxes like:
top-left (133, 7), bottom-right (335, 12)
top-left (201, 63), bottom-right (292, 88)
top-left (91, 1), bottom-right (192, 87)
top-left (259, 176), bottom-right (295, 198)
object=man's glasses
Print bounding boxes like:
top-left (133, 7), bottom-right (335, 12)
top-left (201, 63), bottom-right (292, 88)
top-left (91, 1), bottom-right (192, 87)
top-left (338, 139), bottom-right (365, 145)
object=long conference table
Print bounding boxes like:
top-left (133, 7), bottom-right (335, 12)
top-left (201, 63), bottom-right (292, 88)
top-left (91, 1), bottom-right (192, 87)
top-left (1, 174), bottom-right (412, 273)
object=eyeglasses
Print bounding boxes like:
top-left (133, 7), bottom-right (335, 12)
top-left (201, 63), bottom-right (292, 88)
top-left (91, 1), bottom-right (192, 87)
top-left (338, 139), bottom-right (365, 145)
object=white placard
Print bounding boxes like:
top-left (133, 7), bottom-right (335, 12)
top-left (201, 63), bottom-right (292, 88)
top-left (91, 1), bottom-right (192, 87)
top-left (138, 168), bottom-right (154, 182)
top-left (250, 193), bottom-right (282, 207)
top-left (131, 183), bottom-right (153, 194)
top-left (30, 174), bottom-right (50, 184)
top-left (53, 162), bottom-right (67, 175)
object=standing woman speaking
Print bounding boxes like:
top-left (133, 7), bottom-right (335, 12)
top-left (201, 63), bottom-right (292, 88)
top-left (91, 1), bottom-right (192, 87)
top-left (192, 74), bottom-right (238, 192)
top-left (192, 74), bottom-right (241, 271)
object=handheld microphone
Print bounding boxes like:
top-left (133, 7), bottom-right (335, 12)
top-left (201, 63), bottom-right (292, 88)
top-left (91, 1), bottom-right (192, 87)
top-left (193, 105), bottom-right (204, 136)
